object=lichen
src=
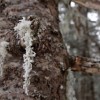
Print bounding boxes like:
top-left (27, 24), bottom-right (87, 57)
top-left (66, 68), bottom-right (77, 100)
top-left (14, 17), bottom-right (36, 95)
top-left (0, 41), bottom-right (9, 77)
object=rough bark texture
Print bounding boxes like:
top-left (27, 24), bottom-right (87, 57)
top-left (0, 0), bottom-right (68, 100)
top-left (70, 56), bottom-right (100, 74)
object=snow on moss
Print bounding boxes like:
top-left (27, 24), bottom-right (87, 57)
top-left (14, 17), bottom-right (36, 95)
top-left (0, 41), bottom-right (9, 77)
top-left (66, 68), bottom-right (77, 100)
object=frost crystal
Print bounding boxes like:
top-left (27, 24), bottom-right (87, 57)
top-left (14, 17), bottom-right (36, 95)
top-left (0, 41), bottom-right (9, 77)
top-left (66, 68), bottom-right (77, 100)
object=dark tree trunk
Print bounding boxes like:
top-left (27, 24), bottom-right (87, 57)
top-left (0, 0), bottom-right (68, 100)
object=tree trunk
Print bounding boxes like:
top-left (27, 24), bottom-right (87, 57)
top-left (75, 72), bottom-right (95, 100)
top-left (0, 0), bottom-right (68, 100)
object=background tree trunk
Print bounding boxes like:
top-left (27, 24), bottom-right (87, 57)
top-left (0, 0), bottom-right (68, 100)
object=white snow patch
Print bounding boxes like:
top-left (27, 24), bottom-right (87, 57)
top-left (14, 17), bottom-right (32, 39)
top-left (87, 12), bottom-right (98, 22)
top-left (14, 17), bottom-right (36, 95)
top-left (71, 2), bottom-right (76, 7)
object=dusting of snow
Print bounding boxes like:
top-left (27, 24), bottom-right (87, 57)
top-left (66, 68), bottom-right (77, 100)
top-left (14, 17), bottom-right (36, 95)
top-left (0, 41), bottom-right (9, 77)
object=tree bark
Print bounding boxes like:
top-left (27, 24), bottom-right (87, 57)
top-left (0, 0), bottom-right (68, 100)
top-left (73, 0), bottom-right (100, 10)
top-left (75, 72), bottom-right (95, 100)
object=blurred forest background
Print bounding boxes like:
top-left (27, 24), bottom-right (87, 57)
top-left (58, 0), bottom-right (100, 100)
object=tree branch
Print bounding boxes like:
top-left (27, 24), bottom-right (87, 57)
top-left (69, 56), bottom-right (100, 74)
top-left (73, 0), bottom-right (100, 10)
